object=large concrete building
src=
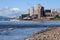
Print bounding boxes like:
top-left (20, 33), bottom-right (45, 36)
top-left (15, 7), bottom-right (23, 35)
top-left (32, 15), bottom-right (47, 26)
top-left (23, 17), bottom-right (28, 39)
top-left (21, 4), bottom-right (60, 20)
top-left (23, 4), bottom-right (45, 20)
top-left (34, 4), bottom-right (41, 15)
top-left (33, 4), bottom-right (45, 18)
top-left (30, 7), bottom-right (34, 16)
top-left (29, 4), bottom-right (45, 19)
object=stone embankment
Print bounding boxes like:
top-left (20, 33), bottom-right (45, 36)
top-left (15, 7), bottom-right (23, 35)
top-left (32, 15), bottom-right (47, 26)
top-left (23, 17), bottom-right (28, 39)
top-left (25, 27), bottom-right (60, 40)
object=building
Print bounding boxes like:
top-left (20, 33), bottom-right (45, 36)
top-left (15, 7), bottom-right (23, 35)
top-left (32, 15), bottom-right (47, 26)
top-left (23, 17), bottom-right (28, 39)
top-left (45, 9), bottom-right (52, 17)
top-left (44, 9), bottom-right (60, 20)
top-left (20, 4), bottom-right (60, 20)
top-left (30, 7), bottom-right (34, 16)
top-left (21, 4), bottom-right (45, 20)
top-left (21, 14), bottom-right (30, 19)
top-left (21, 9), bottom-right (30, 20)
top-left (51, 9), bottom-right (60, 17)
top-left (24, 9), bottom-right (30, 14)
top-left (45, 9), bottom-right (60, 18)
top-left (34, 4), bottom-right (41, 15)
top-left (32, 4), bottom-right (45, 19)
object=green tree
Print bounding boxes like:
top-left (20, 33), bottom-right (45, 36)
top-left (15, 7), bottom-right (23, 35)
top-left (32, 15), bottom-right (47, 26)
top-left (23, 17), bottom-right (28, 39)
top-left (55, 15), bottom-right (60, 18)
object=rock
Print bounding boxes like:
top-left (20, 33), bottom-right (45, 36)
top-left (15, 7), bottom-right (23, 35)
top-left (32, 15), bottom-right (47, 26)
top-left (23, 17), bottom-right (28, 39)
top-left (2, 30), bottom-right (7, 33)
top-left (24, 27), bottom-right (60, 40)
top-left (9, 27), bottom-right (14, 30)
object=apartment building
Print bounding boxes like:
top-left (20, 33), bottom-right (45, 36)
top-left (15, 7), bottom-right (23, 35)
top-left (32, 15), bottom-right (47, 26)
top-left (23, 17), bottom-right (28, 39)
top-left (30, 4), bottom-right (45, 19)
top-left (20, 4), bottom-right (60, 20)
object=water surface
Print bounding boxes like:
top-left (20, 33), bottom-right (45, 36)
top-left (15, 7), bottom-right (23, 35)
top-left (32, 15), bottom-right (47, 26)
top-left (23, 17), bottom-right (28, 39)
top-left (0, 27), bottom-right (47, 40)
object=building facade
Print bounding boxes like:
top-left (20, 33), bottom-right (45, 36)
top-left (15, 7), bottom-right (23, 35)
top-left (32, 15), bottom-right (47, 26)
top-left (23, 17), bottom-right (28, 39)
top-left (32, 4), bottom-right (45, 19)
top-left (21, 4), bottom-right (60, 20)
top-left (45, 9), bottom-right (60, 18)
top-left (30, 7), bottom-right (34, 16)
top-left (24, 9), bottom-right (30, 14)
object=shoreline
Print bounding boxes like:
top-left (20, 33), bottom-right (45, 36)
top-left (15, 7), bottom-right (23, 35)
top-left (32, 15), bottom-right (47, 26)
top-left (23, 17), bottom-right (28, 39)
top-left (24, 27), bottom-right (60, 40)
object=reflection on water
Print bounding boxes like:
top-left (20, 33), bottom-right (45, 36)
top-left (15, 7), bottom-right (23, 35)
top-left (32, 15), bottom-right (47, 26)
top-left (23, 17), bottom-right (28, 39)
top-left (0, 27), bottom-right (47, 40)
top-left (0, 21), bottom-right (59, 40)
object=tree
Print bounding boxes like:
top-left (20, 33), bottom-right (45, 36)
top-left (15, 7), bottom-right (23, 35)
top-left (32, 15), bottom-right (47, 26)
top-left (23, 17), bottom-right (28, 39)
top-left (55, 15), bottom-right (60, 18)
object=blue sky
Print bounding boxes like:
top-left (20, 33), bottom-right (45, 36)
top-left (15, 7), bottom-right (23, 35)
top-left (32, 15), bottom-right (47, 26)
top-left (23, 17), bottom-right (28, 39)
top-left (0, 0), bottom-right (60, 17)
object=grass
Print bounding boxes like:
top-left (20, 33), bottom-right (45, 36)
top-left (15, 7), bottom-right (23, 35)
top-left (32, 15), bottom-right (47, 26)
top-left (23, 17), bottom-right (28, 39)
top-left (53, 18), bottom-right (60, 20)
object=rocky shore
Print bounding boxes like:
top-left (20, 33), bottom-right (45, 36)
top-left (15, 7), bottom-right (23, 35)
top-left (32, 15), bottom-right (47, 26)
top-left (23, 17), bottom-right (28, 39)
top-left (24, 27), bottom-right (60, 40)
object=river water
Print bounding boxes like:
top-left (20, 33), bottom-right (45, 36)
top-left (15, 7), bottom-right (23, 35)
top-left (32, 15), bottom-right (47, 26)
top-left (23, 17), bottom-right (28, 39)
top-left (0, 27), bottom-right (47, 40)
top-left (0, 21), bottom-right (60, 40)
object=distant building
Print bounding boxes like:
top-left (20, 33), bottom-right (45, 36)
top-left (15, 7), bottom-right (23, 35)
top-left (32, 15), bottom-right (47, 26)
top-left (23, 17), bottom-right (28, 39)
top-left (24, 9), bottom-right (30, 14)
top-left (21, 9), bottom-right (30, 19)
top-left (51, 9), bottom-right (58, 17)
top-left (21, 14), bottom-right (30, 19)
top-left (51, 9), bottom-right (60, 17)
top-left (45, 9), bottom-right (52, 17)
top-left (22, 4), bottom-right (45, 20)
top-left (33, 4), bottom-right (45, 19)
top-left (34, 4), bottom-right (41, 15)
top-left (30, 7), bottom-right (34, 16)
top-left (44, 9), bottom-right (60, 18)
top-left (45, 9), bottom-right (58, 18)
top-left (57, 9), bottom-right (60, 17)
top-left (20, 4), bottom-right (60, 20)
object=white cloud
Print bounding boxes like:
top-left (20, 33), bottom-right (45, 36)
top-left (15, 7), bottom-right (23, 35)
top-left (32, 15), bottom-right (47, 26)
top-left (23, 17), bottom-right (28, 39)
top-left (0, 7), bottom-right (21, 17)
top-left (10, 8), bottom-right (20, 13)
top-left (10, 8), bottom-right (20, 11)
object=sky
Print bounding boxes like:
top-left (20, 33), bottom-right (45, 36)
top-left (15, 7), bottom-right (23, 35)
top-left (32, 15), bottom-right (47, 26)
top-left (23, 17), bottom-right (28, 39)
top-left (0, 0), bottom-right (60, 17)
